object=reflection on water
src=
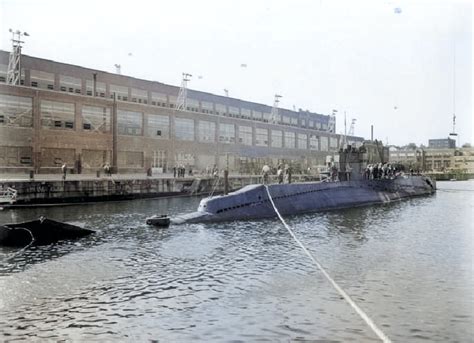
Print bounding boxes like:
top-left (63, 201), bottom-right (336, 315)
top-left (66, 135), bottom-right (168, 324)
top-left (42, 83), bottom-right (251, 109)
top-left (0, 181), bottom-right (472, 341)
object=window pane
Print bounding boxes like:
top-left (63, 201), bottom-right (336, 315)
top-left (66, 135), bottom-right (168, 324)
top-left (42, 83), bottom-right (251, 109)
top-left (30, 70), bottom-right (54, 90)
top-left (85, 80), bottom-right (106, 97)
top-left (309, 134), bottom-right (319, 150)
top-left (59, 75), bottom-right (82, 93)
top-left (320, 136), bottom-right (329, 151)
top-left (271, 130), bottom-right (282, 148)
top-left (110, 84), bottom-right (129, 100)
top-left (198, 120), bottom-right (216, 142)
top-left (298, 133), bottom-right (307, 150)
top-left (147, 114), bottom-right (169, 138)
top-left (256, 128), bottom-right (268, 146)
top-left (239, 126), bottom-right (252, 145)
top-left (0, 94), bottom-right (33, 127)
top-left (215, 103), bottom-right (227, 115)
top-left (82, 105), bottom-right (111, 132)
top-left (175, 118), bottom-right (195, 141)
top-left (41, 100), bottom-right (75, 129)
top-left (219, 123), bottom-right (235, 143)
top-left (118, 110), bottom-right (142, 135)
top-left (284, 132), bottom-right (295, 149)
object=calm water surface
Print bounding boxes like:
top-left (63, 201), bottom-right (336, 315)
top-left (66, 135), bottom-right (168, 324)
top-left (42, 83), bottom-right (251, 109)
top-left (0, 181), bottom-right (472, 342)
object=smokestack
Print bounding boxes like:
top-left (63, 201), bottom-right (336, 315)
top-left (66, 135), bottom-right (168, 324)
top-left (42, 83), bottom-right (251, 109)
top-left (371, 125), bottom-right (374, 141)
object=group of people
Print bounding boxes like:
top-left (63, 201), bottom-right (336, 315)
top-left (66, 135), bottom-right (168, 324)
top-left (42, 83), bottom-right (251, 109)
top-left (173, 165), bottom-right (192, 178)
top-left (262, 164), bottom-right (292, 184)
top-left (364, 163), bottom-right (398, 180)
top-left (204, 165), bottom-right (220, 178)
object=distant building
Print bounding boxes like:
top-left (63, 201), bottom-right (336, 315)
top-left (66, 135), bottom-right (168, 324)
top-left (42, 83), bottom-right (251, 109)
top-left (388, 146), bottom-right (424, 169)
top-left (428, 138), bottom-right (456, 149)
top-left (389, 145), bottom-right (474, 173)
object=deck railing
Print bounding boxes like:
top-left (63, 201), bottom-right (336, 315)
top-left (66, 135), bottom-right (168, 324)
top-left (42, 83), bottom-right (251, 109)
top-left (0, 187), bottom-right (17, 204)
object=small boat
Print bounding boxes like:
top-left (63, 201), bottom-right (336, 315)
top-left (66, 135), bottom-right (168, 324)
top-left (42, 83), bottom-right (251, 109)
top-left (0, 217), bottom-right (94, 247)
top-left (145, 214), bottom-right (171, 227)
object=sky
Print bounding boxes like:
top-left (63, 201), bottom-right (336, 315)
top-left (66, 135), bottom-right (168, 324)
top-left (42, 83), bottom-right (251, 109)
top-left (0, 0), bottom-right (472, 146)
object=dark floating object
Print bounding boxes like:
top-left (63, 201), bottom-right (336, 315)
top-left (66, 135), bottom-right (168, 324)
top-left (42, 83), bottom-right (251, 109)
top-left (0, 217), bottom-right (94, 247)
top-left (146, 214), bottom-right (171, 227)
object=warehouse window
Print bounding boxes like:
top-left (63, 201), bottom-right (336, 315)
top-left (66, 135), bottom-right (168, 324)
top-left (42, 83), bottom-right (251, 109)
top-left (118, 110), bottom-right (142, 135)
top-left (219, 123), bottom-right (235, 143)
top-left (30, 70), bottom-right (52, 90)
top-left (110, 84), bottom-right (129, 101)
top-left (85, 80), bottom-right (106, 97)
top-left (201, 101), bottom-right (214, 114)
top-left (41, 100), bottom-right (75, 130)
top-left (151, 92), bottom-right (168, 107)
top-left (147, 114), bottom-right (169, 139)
top-left (175, 118), bottom-right (195, 141)
top-left (271, 130), bottom-right (283, 148)
top-left (82, 105), bottom-right (111, 132)
top-left (198, 120), bottom-right (216, 142)
top-left (255, 128), bottom-right (268, 146)
top-left (309, 135), bottom-right (319, 150)
top-left (298, 133), bottom-right (308, 150)
top-left (239, 126), bottom-right (252, 145)
top-left (0, 94), bottom-right (33, 127)
top-left (59, 75), bottom-right (82, 94)
top-left (284, 132), bottom-right (295, 149)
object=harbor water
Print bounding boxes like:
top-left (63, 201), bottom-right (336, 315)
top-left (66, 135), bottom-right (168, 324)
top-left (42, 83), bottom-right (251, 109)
top-left (0, 181), bottom-right (472, 342)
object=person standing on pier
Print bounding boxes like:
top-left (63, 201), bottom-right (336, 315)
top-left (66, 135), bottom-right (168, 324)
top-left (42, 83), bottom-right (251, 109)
top-left (61, 162), bottom-right (67, 180)
top-left (277, 166), bottom-right (284, 184)
top-left (262, 165), bottom-right (270, 184)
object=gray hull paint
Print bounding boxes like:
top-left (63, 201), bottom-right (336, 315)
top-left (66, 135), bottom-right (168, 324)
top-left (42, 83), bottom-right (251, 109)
top-left (172, 176), bottom-right (436, 224)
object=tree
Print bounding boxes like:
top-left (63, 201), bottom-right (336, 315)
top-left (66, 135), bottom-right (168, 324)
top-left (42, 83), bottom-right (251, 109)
top-left (462, 143), bottom-right (472, 148)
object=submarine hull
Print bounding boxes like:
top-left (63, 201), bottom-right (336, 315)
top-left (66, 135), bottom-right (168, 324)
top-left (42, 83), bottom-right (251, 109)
top-left (172, 176), bottom-right (436, 224)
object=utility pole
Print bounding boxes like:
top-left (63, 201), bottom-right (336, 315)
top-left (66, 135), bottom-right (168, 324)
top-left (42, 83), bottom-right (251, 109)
top-left (328, 109), bottom-right (337, 133)
top-left (112, 93), bottom-right (118, 173)
top-left (7, 29), bottom-right (29, 85)
top-left (176, 72), bottom-right (192, 111)
top-left (343, 111), bottom-right (347, 147)
top-left (93, 73), bottom-right (97, 97)
top-left (270, 94), bottom-right (282, 124)
top-left (348, 118), bottom-right (356, 136)
top-left (449, 24), bottom-right (458, 146)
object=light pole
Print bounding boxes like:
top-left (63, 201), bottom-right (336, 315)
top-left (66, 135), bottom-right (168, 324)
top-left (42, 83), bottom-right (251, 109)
top-left (7, 29), bottom-right (29, 85)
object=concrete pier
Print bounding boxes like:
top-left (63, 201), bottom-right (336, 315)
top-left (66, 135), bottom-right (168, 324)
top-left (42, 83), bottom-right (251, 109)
top-left (0, 173), bottom-right (315, 207)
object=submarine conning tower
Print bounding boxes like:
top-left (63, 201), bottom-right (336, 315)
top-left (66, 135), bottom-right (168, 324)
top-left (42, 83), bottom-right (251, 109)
top-left (337, 140), bottom-right (389, 181)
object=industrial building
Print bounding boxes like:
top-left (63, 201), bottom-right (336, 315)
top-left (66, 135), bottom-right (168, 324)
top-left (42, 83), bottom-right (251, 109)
top-left (0, 49), bottom-right (362, 175)
top-left (428, 138), bottom-right (456, 149)
top-left (389, 145), bottom-right (474, 173)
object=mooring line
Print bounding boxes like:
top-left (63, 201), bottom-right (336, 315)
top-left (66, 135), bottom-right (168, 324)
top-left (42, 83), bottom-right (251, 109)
top-left (264, 185), bottom-right (392, 343)
top-left (3, 227), bottom-right (35, 261)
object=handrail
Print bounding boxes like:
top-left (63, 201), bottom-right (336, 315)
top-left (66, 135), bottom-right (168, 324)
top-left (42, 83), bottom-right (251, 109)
top-left (0, 187), bottom-right (17, 203)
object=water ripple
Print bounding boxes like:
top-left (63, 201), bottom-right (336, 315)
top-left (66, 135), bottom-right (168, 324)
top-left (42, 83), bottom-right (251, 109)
top-left (0, 181), bottom-right (473, 341)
